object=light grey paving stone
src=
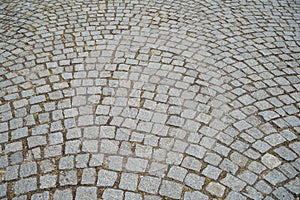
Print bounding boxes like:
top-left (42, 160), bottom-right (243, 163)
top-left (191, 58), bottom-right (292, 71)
top-left (272, 187), bottom-right (295, 200)
top-left (274, 146), bottom-right (297, 161)
top-left (167, 166), bottom-right (188, 181)
top-left (181, 156), bottom-right (202, 171)
top-left (125, 192), bottom-right (142, 200)
top-left (144, 135), bottom-right (159, 146)
top-left (40, 160), bottom-right (55, 173)
top-left (125, 157), bottom-right (148, 172)
top-left (230, 152), bottom-right (249, 167)
top-left (119, 141), bottom-right (133, 156)
top-left (221, 173), bottom-right (247, 191)
top-left (138, 176), bottom-right (161, 194)
top-left (89, 154), bottom-right (104, 167)
top-left (184, 191), bottom-right (209, 200)
top-left (167, 116), bottom-right (185, 127)
top-left (135, 144), bottom-right (153, 158)
top-left (0, 122), bottom-right (8, 133)
top-left (66, 128), bottom-right (82, 139)
top-left (289, 141), bottom-right (300, 156)
top-left (183, 120), bottom-right (201, 132)
top-left (75, 187), bottom-right (97, 200)
top-left (264, 133), bottom-right (286, 146)
top-left (59, 170), bottom-right (77, 186)
top-left (100, 139), bottom-right (119, 154)
top-left (29, 95), bottom-right (46, 104)
top-left (216, 132), bottom-right (234, 145)
top-left (199, 126), bottom-right (218, 137)
top-left (9, 151), bottom-right (23, 165)
top-left (83, 126), bottom-right (100, 139)
top-left (238, 170), bottom-right (258, 185)
top-left (252, 140), bottom-right (271, 153)
top-left (6, 141), bottom-right (22, 153)
top-left (220, 158), bottom-right (239, 174)
top-left (13, 195), bottom-right (27, 200)
top-left (31, 191), bottom-right (49, 200)
top-left (204, 152), bottom-right (222, 166)
top-left (148, 162), bottom-right (168, 178)
top-left (248, 160), bottom-right (267, 175)
top-left (166, 151), bottom-right (183, 165)
top-left (101, 126), bottom-right (117, 139)
top-left (0, 183), bottom-right (7, 197)
top-left (72, 96), bottom-right (86, 107)
top-left (196, 113), bottom-right (212, 125)
top-left (225, 191), bottom-right (247, 200)
top-left (259, 111), bottom-right (280, 121)
top-left (264, 169), bottom-right (287, 185)
top-left (119, 173), bottom-right (139, 191)
top-left (97, 169), bottom-right (117, 187)
top-left (76, 154), bottom-right (89, 168)
top-left (102, 189), bottom-right (124, 200)
top-left (12, 127), bottom-right (28, 139)
top-left (243, 186), bottom-right (264, 200)
top-left (213, 143), bottom-right (231, 156)
top-left (0, 132), bottom-right (8, 144)
top-left (284, 116), bottom-right (300, 127)
top-left (153, 148), bottom-right (166, 162)
top-left (200, 136), bottom-right (216, 149)
top-left (40, 174), bottom-right (57, 189)
top-left (78, 115), bottom-right (94, 126)
top-left (261, 153), bottom-right (282, 169)
top-left (292, 158), bottom-right (300, 171)
top-left (278, 163), bottom-right (298, 179)
top-left (96, 105), bottom-right (110, 115)
top-left (82, 140), bottom-right (98, 152)
top-left (0, 155), bottom-right (8, 168)
top-left (49, 132), bottom-right (63, 145)
top-left (144, 196), bottom-right (162, 200)
top-left (53, 189), bottom-right (73, 200)
top-left (243, 148), bottom-right (261, 160)
top-left (50, 120), bottom-right (63, 132)
top-left (172, 139), bottom-right (188, 153)
top-left (81, 168), bottom-right (96, 185)
top-left (184, 173), bottom-right (205, 190)
top-left (284, 177), bottom-right (300, 195)
top-left (233, 120), bottom-right (252, 131)
top-left (5, 165), bottom-right (19, 181)
top-left (152, 124), bottom-right (169, 137)
top-left (27, 136), bottom-right (47, 148)
top-left (255, 180), bottom-right (272, 194)
top-left (281, 129), bottom-right (297, 141)
top-left (14, 177), bottom-right (37, 194)
top-left (46, 62), bottom-right (58, 69)
top-left (231, 140), bottom-right (249, 152)
top-left (159, 180), bottom-right (183, 199)
top-left (206, 182), bottom-right (225, 197)
top-left (186, 144), bottom-right (206, 159)
top-left (59, 156), bottom-right (74, 169)
top-left (202, 165), bottom-right (222, 180)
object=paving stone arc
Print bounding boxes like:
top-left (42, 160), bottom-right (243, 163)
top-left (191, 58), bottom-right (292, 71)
top-left (0, 0), bottom-right (299, 199)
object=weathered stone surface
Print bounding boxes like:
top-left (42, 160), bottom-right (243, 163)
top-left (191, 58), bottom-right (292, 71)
top-left (1, 1), bottom-right (299, 199)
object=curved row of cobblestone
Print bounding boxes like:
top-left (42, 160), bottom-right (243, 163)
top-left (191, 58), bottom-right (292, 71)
top-left (0, 0), bottom-right (299, 199)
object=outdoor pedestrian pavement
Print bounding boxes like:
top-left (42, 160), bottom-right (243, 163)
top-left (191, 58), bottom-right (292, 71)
top-left (0, 0), bottom-right (299, 199)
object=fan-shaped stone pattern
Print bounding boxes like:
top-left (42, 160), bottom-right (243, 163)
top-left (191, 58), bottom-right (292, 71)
top-left (0, 0), bottom-right (299, 199)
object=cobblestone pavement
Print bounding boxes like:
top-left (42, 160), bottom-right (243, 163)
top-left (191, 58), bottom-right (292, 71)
top-left (0, 0), bottom-right (300, 199)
